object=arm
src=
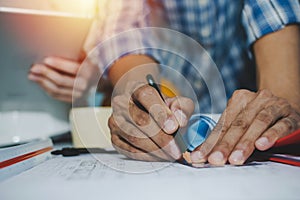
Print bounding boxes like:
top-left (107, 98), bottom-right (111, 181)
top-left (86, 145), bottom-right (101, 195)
top-left (190, 0), bottom-right (300, 166)
top-left (190, 25), bottom-right (300, 166)
top-left (108, 54), bottom-right (195, 162)
top-left (254, 25), bottom-right (300, 112)
top-left (108, 55), bottom-right (158, 86)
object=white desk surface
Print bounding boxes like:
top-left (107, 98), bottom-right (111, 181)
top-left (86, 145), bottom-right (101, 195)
top-left (0, 152), bottom-right (300, 200)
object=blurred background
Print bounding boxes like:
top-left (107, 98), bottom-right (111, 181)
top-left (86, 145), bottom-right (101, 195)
top-left (0, 0), bottom-right (101, 146)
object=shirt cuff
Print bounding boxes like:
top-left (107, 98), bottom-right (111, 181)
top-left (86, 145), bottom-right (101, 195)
top-left (242, 0), bottom-right (300, 48)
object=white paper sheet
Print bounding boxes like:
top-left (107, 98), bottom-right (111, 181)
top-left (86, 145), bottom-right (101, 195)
top-left (1, 153), bottom-right (300, 200)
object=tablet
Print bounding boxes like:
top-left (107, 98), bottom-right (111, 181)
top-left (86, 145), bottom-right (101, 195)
top-left (0, 7), bottom-right (93, 146)
top-left (0, 7), bottom-right (93, 61)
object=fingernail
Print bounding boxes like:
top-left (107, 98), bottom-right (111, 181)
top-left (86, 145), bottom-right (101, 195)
top-left (192, 163), bottom-right (205, 168)
top-left (44, 57), bottom-right (54, 66)
top-left (209, 151), bottom-right (224, 163)
top-left (28, 74), bottom-right (37, 81)
top-left (30, 66), bottom-right (42, 73)
top-left (163, 119), bottom-right (177, 133)
top-left (191, 151), bottom-right (204, 163)
top-left (174, 110), bottom-right (187, 126)
top-left (229, 150), bottom-right (244, 164)
top-left (168, 140), bottom-right (181, 160)
top-left (256, 137), bottom-right (269, 148)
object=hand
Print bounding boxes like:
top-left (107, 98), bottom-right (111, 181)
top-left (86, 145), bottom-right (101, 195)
top-left (28, 56), bottom-right (98, 103)
top-left (190, 89), bottom-right (300, 166)
top-left (109, 80), bottom-right (194, 162)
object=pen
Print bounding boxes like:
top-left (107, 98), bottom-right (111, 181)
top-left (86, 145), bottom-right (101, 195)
top-left (51, 148), bottom-right (117, 157)
top-left (146, 74), bottom-right (188, 154)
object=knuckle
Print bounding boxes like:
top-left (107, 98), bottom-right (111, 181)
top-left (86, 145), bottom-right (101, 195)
top-left (239, 139), bottom-right (255, 150)
top-left (133, 114), bottom-right (150, 126)
top-left (134, 85), bottom-right (156, 100)
top-left (212, 123), bottom-right (223, 134)
top-left (108, 116), bottom-right (116, 130)
top-left (268, 128), bottom-right (281, 137)
top-left (157, 133), bottom-right (173, 147)
top-left (231, 117), bottom-right (249, 130)
top-left (178, 97), bottom-right (194, 108)
top-left (232, 89), bottom-right (251, 99)
top-left (128, 147), bottom-right (140, 155)
top-left (53, 77), bottom-right (63, 86)
top-left (212, 121), bottom-right (228, 136)
top-left (111, 134), bottom-right (118, 145)
top-left (229, 90), bottom-right (254, 106)
top-left (266, 105), bottom-right (280, 116)
top-left (154, 108), bottom-right (167, 123)
top-left (127, 135), bottom-right (141, 145)
top-left (200, 143), bottom-right (213, 155)
top-left (256, 110), bottom-right (274, 125)
top-left (217, 140), bottom-right (230, 150)
top-left (282, 117), bottom-right (296, 132)
top-left (277, 98), bottom-right (289, 106)
top-left (37, 65), bottom-right (46, 74)
top-left (278, 99), bottom-right (292, 112)
top-left (184, 98), bottom-right (194, 107)
top-left (258, 89), bottom-right (273, 98)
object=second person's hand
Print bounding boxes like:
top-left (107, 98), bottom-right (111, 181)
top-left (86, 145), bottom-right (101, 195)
top-left (28, 56), bottom-right (95, 102)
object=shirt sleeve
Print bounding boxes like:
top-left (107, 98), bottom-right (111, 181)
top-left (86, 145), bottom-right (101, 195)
top-left (242, 0), bottom-right (300, 47)
top-left (95, 0), bottom-right (156, 75)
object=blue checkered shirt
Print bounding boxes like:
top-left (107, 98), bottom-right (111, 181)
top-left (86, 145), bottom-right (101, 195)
top-left (97, 0), bottom-right (300, 113)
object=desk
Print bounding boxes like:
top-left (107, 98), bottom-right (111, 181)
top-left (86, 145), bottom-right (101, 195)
top-left (0, 151), bottom-right (300, 200)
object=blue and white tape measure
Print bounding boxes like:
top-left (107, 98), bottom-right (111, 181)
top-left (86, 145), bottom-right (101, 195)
top-left (183, 114), bottom-right (218, 152)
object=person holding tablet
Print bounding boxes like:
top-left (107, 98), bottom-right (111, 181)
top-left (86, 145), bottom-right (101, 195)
top-left (19, 0), bottom-right (101, 103)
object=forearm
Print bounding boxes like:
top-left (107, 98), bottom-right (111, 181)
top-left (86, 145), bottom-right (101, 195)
top-left (253, 25), bottom-right (300, 112)
top-left (108, 54), bottom-right (158, 87)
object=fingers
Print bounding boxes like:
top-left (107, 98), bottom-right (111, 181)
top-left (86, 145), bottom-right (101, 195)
top-left (192, 89), bottom-right (300, 167)
top-left (29, 58), bottom-right (89, 102)
top-left (110, 96), bottom-right (182, 160)
top-left (132, 85), bottom-right (179, 134)
top-left (255, 112), bottom-right (300, 151)
top-left (28, 73), bottom-right (82, 101)
top-left (191, 89), bottom-right (256, 164)
top-left (30, 64), bottom-right (76, 89)
top-left (43, 57), bottom-right (80, 75)
top-left (110, 78), bottom-right (194, 162)
top-left (166, 97), bottom-right (195, 127)
top-left (109, 115), bottom-right (173, 161)
top-left (111, 134), bottom-right (163, 162)
top-left (208, 90), bottom-right (273, 165)
top-left (228, 98), bottom-right (292, 165)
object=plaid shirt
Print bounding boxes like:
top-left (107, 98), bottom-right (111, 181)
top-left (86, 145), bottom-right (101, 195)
top-left (97, 0), bottom-right (300, 113)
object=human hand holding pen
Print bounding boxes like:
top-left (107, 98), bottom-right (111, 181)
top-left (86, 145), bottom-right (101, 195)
top-left (108, 60), bottom-right (194, 162)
